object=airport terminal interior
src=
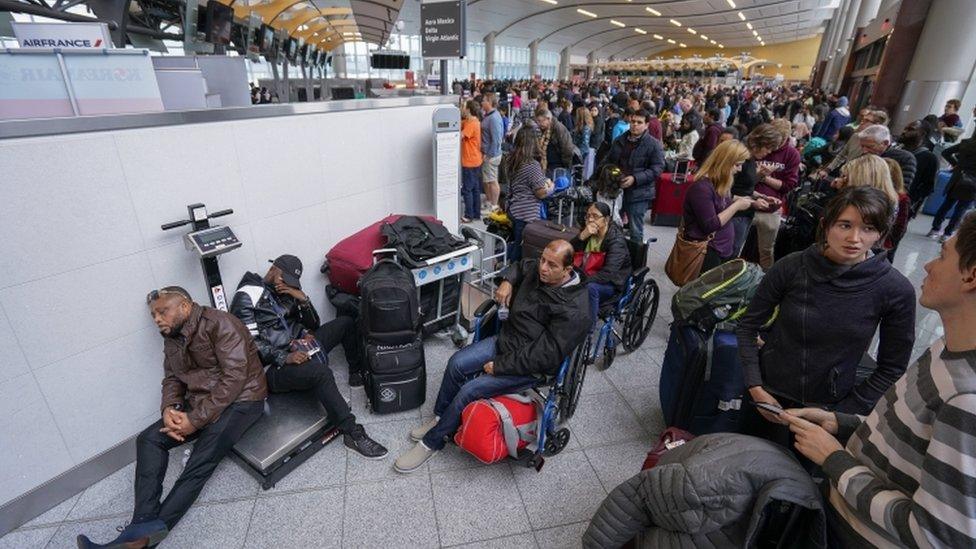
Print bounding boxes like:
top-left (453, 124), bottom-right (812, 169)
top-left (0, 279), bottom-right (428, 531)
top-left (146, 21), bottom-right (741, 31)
top-left (2, 0), bottom-right (975, 548)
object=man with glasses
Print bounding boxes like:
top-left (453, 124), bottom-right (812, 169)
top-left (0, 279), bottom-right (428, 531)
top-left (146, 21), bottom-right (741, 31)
top-left (78, 287), bottom-right (267, 548)
top-left (607, 109), bottom-right (665, 243)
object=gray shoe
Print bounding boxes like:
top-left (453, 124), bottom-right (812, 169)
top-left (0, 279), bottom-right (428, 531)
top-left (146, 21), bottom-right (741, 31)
top-left (394, 442), bottom-right (437, 474)
top-left (409, 417), bottom-right (439, 442)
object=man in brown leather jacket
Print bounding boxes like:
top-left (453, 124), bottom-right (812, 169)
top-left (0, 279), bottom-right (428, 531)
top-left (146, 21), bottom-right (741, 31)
top-left (77, 286), bottom-right (267, 549)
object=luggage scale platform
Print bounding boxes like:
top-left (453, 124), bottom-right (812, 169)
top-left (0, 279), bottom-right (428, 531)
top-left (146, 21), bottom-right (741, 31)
top-left (231, 391), bottom-right (340, 490)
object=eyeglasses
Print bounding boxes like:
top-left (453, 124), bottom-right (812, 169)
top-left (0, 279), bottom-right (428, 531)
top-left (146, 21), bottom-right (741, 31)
top-left (585, 213), bottom-right (605, 220)
top-left (146, 288), bottom-right (187, 305)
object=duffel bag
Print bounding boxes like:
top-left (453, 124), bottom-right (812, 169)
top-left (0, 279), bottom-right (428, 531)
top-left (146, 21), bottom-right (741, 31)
top-left (455, 394), bottom-right (539, 464)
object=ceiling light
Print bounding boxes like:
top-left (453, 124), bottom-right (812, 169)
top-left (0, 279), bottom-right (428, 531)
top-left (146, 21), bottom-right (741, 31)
top-left (761, 42), bottom-right (766, 46)
top-left (709, 39), bottom-right (716, 44)
top-left (737, 12), bottom-right (746, 21)
top-left (679, 43), bottom-right (687, 48)
top-left (539, 0), bottom-right (557, 4)
top-left (653, 34), bottom-right (663, 40)
top-left (634, 28), bottom-right (647, 35)
top-left (577, 8), bottom-right (597, 17)
top-left (610, 19), bottom-right (626, 27)
top-left (687, 28), bottom-right (696, 35)
top-left (700, 34), bottom-right (708, 40)
top-left (646, 7), bottom-right (661, 16)
top-left (756, 35), bottom-right (763, 41)
top-left (667, 39), bottom-right (676, 44)
top-left (718, 44), bottom-right (725, 48)
top-left (752, 30), bottom-right (758, 36)
top-left (727, 0), bottom-right (736, 7)
top-left (670, 19), bottom-right (681, 27)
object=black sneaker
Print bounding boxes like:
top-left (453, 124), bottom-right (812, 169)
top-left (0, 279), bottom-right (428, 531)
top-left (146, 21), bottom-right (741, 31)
top-left (344, 425), bottom-right (388, 459)
top-left (348, 372), bottom-right (364, 387)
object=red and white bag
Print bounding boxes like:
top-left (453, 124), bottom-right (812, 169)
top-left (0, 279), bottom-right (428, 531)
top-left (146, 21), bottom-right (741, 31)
top-left (454, 394), bottom-right (540, 464)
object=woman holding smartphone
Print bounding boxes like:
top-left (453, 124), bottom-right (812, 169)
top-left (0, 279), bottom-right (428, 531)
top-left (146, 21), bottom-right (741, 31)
top-left (735, 187), bottom-right (916, 448)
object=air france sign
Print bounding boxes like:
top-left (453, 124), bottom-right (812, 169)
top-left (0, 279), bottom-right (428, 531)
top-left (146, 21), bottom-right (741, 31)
top-left (12, 22), bottom-right (113, 49)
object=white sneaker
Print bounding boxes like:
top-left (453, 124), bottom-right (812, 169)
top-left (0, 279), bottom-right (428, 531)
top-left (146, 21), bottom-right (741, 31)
top-left (393, 441), bottom-right (437, 473)
top-left (409, 417), bottom-right (439, 442)
top-left (927, 230), bottom-right (942, 239)
top-left (939, 234), bottom-right (950, 244)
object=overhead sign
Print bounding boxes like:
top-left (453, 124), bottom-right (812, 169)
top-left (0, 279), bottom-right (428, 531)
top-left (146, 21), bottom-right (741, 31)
top-left (421, 0), bottom-right (465, 59)
top-left (12, 22), bottom-right (112, 49)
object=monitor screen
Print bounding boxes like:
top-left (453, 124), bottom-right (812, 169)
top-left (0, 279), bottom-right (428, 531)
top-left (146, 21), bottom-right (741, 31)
top-left (257, 24), bottom-right (274, 54)
top-left (205, 1), bottom-right (233, 45)
top-left (285, 38), bottom-right (298, 60)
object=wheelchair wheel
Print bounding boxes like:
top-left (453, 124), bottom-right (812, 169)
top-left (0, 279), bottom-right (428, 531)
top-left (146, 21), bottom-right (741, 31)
top-left (543, 428), bottom-right (571, 457)
top-left (558, 337), bottom-right (590, 422)
top-left (621, 278), bottom-right (660, 352)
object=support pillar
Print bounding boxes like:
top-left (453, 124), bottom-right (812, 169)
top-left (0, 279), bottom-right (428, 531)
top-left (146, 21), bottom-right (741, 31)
top-left (828, 0), bottom-right (862, 94)
top-left (529, 39), bottom-right (539, 78)
top-left (331, 51), bottom-right (347, 78)
top-left (586, 51), bottom-right (596, 80)
top-left (822, 0), bottom-right (852, 91)
top-left (559, 46), bottom-right (570, 80)
top-left (483, 32), bottom-right (496, 79)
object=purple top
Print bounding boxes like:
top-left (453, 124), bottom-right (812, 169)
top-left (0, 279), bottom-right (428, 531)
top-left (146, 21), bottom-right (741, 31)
top-left (682, 177), bottom-right (734, 258)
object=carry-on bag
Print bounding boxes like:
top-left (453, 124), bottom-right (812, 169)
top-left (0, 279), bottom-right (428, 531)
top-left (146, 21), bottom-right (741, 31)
top-left (521, 220), bottom-right (576, 260)
top-left (671, 259), bottom-right (765, 333)
top-left (664, 223), bottom-right (711, 287)
top-left (358, 259), bottom-right (420, 344)
top-left (922, 169), bottom-right (954, 216)
top-left (454, 394), bottom-right (539, 464)
top-left (640, 427), bottom-right (695, 471)
top-left (364, 337), bottom-right (426, 414)
top-left (652, 172), bottom-right (695, 227)
top-left (658, 323), bottom-right (708, 428)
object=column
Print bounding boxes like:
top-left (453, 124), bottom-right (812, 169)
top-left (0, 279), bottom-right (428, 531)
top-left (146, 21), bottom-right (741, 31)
top-left (828, 0), bottom-right (862, 93)
top-left (559, 46), bottom-right (570, 80)
top-left (331, 51), bottom-right (347, 78)
top-left (895, 0), bottom-right (976, 129)
top-left (529, 39), bottom-right (539, 78)
top-left (483, 32), bottom-right (496, 79)
top-left (822, 0), bottom-right (851, 90)
top-left (855, 0), bottom-right (882, 27)
top-left (586, 51), bottom-right (596, 80)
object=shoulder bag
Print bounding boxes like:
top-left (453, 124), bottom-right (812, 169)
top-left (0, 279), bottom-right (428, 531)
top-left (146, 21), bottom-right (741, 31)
top-left (665, 222), bottom-right (713, 287)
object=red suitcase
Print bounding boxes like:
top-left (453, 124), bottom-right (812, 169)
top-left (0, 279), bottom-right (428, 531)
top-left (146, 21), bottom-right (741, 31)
top-left (324, 214), bottom-right (442, 295)
top-left (652, 172), bottom-right (696, 227)
top-left (455, 395), bottom-right (538, 464)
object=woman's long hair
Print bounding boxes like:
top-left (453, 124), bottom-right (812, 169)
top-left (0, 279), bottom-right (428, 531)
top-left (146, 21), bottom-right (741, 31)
top-left (575, 106), bottom-right (594, 133)
top-left (696, 139), bottom-right (750, 195)
top-left (506, 126), bottom-right (542, 175)
top-left (841, 154), bottom-right (897, 203)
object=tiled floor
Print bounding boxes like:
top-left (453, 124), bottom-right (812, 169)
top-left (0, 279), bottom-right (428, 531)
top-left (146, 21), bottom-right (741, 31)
top-left (1, 214), bottom-right (944, 549)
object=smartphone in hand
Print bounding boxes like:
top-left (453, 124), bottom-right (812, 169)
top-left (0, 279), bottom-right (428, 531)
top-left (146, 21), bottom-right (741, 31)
top-left (753, 401), bottom-right (784, 415)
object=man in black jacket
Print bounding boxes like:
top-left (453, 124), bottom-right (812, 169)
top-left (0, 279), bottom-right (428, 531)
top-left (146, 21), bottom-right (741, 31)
top-left (229, 255), bottom-right (387, 459)
top-left (394, 241), bottom-right (591, 473)
top-left (607, 109), bottom-right (665, 243)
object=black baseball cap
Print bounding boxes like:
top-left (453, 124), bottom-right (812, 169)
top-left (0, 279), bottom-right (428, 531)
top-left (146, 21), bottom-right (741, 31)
top-left (270, 255), bottom-right (303, 289)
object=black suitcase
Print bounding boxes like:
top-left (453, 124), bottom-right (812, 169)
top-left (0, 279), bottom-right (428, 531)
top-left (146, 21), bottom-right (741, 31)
top-left (365, 337), bottom-right (426, 414)
top-left (521, 220), bottom-right (576, 260)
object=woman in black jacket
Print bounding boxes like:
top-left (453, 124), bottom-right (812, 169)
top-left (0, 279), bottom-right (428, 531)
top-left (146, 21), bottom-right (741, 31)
top-left (735, 187), bottom-right (916, 448)
top-left (571, 202), bottom-right (632, 326)
top-left (929, 135), bottom-right (976, 242)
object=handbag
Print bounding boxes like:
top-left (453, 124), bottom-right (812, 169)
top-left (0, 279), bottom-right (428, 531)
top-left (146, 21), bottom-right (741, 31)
top-left (640, 427), bottom-right (695, 470)
top-left (665, 223), bottom-right (713, 287)
top-left (573, 250), bottom-right (607, 277)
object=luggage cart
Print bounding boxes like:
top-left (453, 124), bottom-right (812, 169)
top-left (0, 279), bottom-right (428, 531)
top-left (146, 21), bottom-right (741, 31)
top-left (457, 226), bottom-right (509, 345)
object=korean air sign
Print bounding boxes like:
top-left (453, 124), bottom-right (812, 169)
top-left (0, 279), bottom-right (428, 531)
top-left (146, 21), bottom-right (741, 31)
top-left (12, 22), bottom-right (114, 49)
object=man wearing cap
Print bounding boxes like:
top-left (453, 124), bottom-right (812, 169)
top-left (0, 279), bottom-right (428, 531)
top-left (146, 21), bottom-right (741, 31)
top-left (229, 255), bottom-right (387, 459)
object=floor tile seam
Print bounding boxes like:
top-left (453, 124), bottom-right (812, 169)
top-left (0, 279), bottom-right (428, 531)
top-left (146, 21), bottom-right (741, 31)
top-left (239, 491), bottom-right (262, 549)
top-left (437, 523), bottom-right (537, 548)
top-left (506, 461), bottom-right (537, 533)
top-left (427, 459), bottom-right (444, 549)
top-left (58, 493), bottom-right (262, 526)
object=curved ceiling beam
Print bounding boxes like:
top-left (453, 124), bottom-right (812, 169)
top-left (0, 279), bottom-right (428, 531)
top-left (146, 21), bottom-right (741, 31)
top-left (538, 8), bottom-right (824, 47)
top-left (487, 0), bottom-right (809, 39)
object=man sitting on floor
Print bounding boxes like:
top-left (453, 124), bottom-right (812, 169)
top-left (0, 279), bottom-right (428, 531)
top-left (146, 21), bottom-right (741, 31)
top-left (394, 240), bottom-right (591, 473)
top-left (229, 255), bottom-right (387, 459)
top-left (78, 287), bottom-right (268, 549)
top-left (783, 214), bottom-right (976, 547)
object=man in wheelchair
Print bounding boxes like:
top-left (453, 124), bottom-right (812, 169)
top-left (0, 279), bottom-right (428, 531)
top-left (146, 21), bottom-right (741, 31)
top-left (394, 240), bottom-right (591, 473)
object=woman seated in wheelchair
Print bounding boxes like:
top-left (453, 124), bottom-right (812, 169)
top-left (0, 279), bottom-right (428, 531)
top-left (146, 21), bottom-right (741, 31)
top-left (571, 202), bottom-right (633, 327)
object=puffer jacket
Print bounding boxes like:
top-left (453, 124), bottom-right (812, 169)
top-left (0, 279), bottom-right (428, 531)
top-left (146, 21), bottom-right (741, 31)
top-left (160, 304), bottom-right (268, 429)
top-left (570, 223), bottom-right (632, 291)
top-left (229, 272), bottom-right (320, 368)
top-left (608, 131), bottom-right (666, 204)
top-left (881, 145), bottom-right (917, 191)
top-left (583, 434), bottom-right (826, 549)
top-left (493, 259), bottom-right (591, 377)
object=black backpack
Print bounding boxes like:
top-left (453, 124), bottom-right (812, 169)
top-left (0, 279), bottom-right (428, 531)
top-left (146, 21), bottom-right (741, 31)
top-left (358, 259), bottom-right (419, 343)
top-left (380, 216), bottom-right (465, 266)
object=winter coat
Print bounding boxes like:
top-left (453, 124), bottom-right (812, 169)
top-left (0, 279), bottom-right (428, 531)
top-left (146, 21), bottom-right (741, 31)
top-left (942, 138), bottom-right (976, 201)
top-left (570, 222), bottom-right (632, 290)
top-left (493, 259), bottom-right (591, 377)
top-left (230, 272), bottom-right (321, 367)
top-left (608, 131), bottom-right (666, 204)
top-left (736, 246), bottom-right (916, 414)
top-left (583, 434), bottom-right (827, 549)
top-left (881, 146), bottom-right (917, 191)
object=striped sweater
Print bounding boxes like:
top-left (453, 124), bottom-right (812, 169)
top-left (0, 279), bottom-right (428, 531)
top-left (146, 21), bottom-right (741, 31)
top-left (822, 339), bottom-right (976, 548)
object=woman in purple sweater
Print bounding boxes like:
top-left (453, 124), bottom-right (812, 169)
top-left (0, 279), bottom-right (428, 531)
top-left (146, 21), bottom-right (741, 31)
top-left (683, 140), bottom-right (770, 271)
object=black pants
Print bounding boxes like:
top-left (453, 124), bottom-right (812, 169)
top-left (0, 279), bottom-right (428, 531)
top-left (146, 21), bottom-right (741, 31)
top-left (702, 247), bottom-right (731, 273)
top-left (314, 316), bottom-right (363, 375)
top-left (267, 316), bottom-right (361, 432)
top-left (133, 400), bottom-right (263, 529)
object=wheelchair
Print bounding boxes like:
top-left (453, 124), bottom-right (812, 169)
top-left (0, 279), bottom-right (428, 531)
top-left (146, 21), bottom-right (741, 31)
top-left (468, 300), bottom-right (589, 470)
top-left (584, 238), bottom-right (661, 369)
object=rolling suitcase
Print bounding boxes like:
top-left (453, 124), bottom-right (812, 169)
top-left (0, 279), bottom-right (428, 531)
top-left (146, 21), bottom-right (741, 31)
top-left (922, 169), bottom-right (954, 216)
top-left (521, 220), bottom-right (575, 260)
top-left (652, 171), bottom-right (695, 227)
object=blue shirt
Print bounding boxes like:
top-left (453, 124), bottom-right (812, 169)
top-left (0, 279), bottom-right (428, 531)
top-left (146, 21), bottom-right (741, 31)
top-left (611, 120), bottom-right (630, 142)
top-left (481, 110), bottom-right (503, 158)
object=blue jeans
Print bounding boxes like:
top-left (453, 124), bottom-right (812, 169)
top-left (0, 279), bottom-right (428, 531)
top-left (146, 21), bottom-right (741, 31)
top-left (422, 336), bottom-right (538, 450)
top-left (461, 167), bottom-right (481, 220)
top-left (932, 198), bottom-right (974, 236)
top-left (731, 216), bottom-right (753, 257)
top-left (624, 200), bottom-right (650, 243)
top-left (586, 282), bottom-right (617, 327)
top-left (507, 218), bottom-right (528, 262)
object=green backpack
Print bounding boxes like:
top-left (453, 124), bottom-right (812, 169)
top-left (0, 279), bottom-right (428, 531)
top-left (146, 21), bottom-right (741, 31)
top-left (671, 259), bottom-right (766, 333)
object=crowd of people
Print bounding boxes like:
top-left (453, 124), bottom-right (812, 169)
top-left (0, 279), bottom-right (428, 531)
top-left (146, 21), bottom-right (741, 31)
top-left (73, 75), bottom-right (976, 548)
